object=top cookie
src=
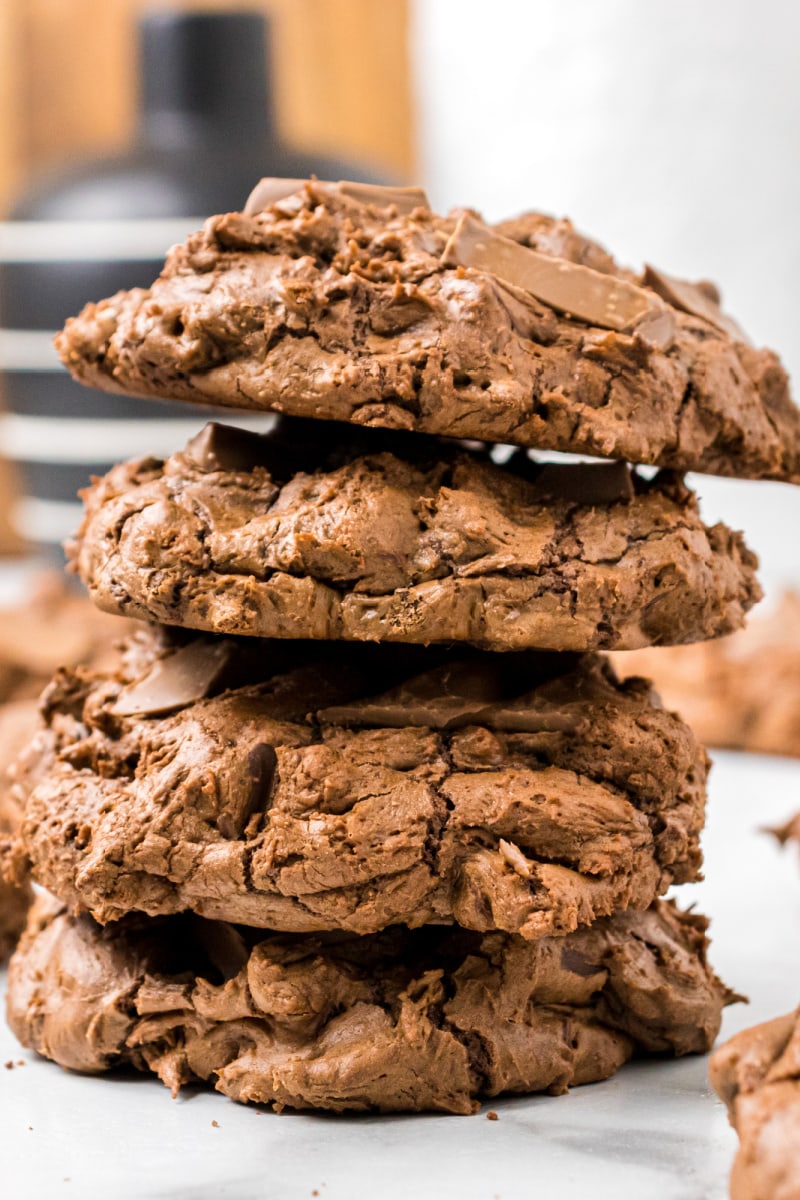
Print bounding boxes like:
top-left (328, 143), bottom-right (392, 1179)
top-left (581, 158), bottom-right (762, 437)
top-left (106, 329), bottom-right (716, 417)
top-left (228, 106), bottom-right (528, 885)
top-left (55, 179), bottom-right (800, 482)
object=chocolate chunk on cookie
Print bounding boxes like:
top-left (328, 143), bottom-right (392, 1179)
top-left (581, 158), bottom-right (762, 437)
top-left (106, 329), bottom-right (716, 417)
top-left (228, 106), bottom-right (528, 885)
top-left (69, 420), bottom-right (761, 651)
top-left (8, 895), bottom-right (729, 1114)
top-left (55, 180), bottom-right (800, 482)
top-left (710, 1008), bottom-right (800, 1200)
top-left (12, 631), bottom-right (707, 937)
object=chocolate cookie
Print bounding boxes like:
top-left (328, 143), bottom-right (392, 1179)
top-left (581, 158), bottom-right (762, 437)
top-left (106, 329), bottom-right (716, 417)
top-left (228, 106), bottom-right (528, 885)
top-left (70, 420), bottom-right (761, 652)
top-left (710, 1009), bottom-right (800, 1200)
top-left (8, 895), bottom-right (729, 1114)
top-left (0, 801), bottom-right (32, 960)
top-left (55, 179), bottom-right (800, 482)
top-left (0, 872), bottom-right (30, 962)
top-left (0, 572), bottom-right (131, 704)
top-left (0, 702), bottom-right (38, 960)
top-left (11, 631), bottom-right (707, 937)
top-left (0, 576), bottom-right (134, 959)
top-left (612, 591), bottom-right (800, 759)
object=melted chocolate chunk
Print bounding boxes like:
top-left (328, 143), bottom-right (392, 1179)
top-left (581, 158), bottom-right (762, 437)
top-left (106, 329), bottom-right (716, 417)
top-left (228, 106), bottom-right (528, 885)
top-left (112, 640), bottom-right (235, 717)
top-left (531, 461), bottom-right (634, 505)
top-left (184, 422), bottom-right (274, 474)
top-left (643, 263), bottom-right (749, 343)
top-left (243, 178), bottom-right (313, 213)
top-left (243, 177), bottom-right (429, 217)
top-left (317, 657), bottom-right (570, 729)
top-left (443, 214), bottom-right (675, 349)
top-left (216, 743), bottom-right (278, 841)
top-left (561, 947), bottom-right (603, 978)
top-left (335, 181), bottom-right (430, 213)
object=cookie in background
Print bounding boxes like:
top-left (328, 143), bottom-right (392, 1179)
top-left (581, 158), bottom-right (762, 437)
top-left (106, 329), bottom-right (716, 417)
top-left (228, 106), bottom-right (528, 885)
top-left (0, 573), bottom-right (136, 959)
top-left (611, 592), bottom-right (800, 759)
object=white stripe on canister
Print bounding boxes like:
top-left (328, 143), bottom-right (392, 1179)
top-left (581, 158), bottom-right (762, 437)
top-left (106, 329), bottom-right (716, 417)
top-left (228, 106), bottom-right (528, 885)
top-left (0, 218), bottom-right (206, 262)
top-left (0, 329), bottom-right (62, 371)
top-left (12, 496), bottom-right (84, 543)
top-left (0, 412), bottom-right (277, 463)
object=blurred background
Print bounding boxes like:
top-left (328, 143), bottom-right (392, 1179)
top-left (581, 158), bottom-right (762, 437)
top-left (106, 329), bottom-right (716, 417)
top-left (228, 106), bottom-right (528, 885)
top-left (0, 0), bottom-right (798, 597)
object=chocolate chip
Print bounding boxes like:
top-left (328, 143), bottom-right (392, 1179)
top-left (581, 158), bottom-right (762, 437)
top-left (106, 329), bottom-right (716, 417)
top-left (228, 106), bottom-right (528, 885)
top-left (643, 263), bottom-right (749, 343)
top-left (184, 422), bottom-right (273, 474)
top-left (243, 178), bottom-right (312, 214)
top-left (217, 743), bottom-right (277, 840)
top-left (443, 214), bottom-right (674, 348)
top-left (112, 640), bottom-right (234, 717)
top-left (243, 177), bottom-right (429, 217)
top-left (335, 181), bottom-right (430, 213)
top-left (531, 461), bottom-right (634, 506)
top-left (247, 743), bottom-right (277, 808)
top-left (318, 662), bottom-right (505, 729)
top-left (561, 948), bottom-right (601, 978)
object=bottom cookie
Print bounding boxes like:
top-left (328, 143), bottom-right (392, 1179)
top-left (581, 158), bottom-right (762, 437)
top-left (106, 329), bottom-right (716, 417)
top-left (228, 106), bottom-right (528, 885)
top-left (9, 896), bottom-right (730, 1114)
top-left (710, 1009), bottom-right (800, 1200)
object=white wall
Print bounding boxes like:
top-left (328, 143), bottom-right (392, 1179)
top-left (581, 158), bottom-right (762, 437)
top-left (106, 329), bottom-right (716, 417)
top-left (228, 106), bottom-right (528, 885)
top-left (412, 0), bottom-right (800, 592)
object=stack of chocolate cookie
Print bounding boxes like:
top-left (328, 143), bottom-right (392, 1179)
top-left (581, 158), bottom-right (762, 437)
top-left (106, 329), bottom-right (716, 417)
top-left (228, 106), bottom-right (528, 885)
top-left (6, 180), bottom-right (800, 1115)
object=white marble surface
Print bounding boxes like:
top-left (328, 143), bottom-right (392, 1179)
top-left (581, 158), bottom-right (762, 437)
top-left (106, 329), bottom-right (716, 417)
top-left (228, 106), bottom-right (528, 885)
top-left (1, 750), bottom-right (799, 1200)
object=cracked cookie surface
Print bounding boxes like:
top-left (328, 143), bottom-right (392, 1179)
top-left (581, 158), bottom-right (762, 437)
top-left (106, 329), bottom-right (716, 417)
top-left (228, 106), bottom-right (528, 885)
top-left (11, 630), bottom-right (707, 937)
top-left (8, 895), bottom-right (729, 1114)
top-left (70, 419), bottom-right (761, 652)
top-left (710, 1008), bottom-right (800, 1200)
top-left (55, 181), bottom-right (800, 482)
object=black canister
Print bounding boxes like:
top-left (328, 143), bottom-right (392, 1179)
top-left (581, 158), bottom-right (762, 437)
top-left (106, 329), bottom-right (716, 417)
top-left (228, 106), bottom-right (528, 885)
top-left (0, 10), bottom-right (375, 553)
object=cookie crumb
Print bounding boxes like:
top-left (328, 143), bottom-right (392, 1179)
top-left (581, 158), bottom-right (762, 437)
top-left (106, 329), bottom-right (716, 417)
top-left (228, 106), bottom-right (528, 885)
top-left (27, 1126), bottom-right (33, 1131)
top-left (4, 1061), bottom-right (13, 1070)
top-left (211, 1120), bottom-right (219, 1128)
top-left (487, 1110), bottom-right (499, 1121)
top-left (16, 1060), bottom-right (24, 1067)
